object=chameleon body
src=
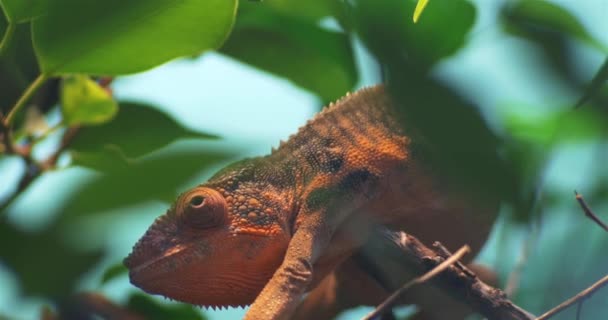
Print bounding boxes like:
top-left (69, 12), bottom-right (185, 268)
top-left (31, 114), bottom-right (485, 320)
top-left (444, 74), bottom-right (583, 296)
top-left (124, 85), bottom-right (498, 319)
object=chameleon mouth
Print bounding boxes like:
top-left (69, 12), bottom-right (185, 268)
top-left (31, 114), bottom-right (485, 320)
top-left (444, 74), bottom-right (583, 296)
top-left (125, 243), bottom-right (189, 276)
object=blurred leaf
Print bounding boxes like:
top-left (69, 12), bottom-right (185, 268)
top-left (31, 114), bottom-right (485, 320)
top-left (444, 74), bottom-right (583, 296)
top-left (70, 102), bottom-right (217, 160)
top-left (126, 293), bottom-right (206, 320)
top-left (351, 0), bottom-right (475, 68)
top-left (71, 147), bottom-right (132, 172)
top-left (32, 0), bottom-right (238, 75)
top-left (221, 2), bottom-right (356, 102)
top-left (574, 56), bottom-right (608, 108)
top-left (0, 0), bottom-right (47, 22)
top-left (504, 108), bottom-right (605, 146)
top-left (0, 23), bottom-right (40, 114)
top-left (60, 148), bottom-right (235, 218)
top-left (0, 223), bottom-right (103, 298)
top-left (413, 0), bottom-right (429, 23)
top-left (503, 0), bottom-right (607, 52)
top-left (100, 263), bottom-right (128, 285)
top-left (61, 75), bottom-right (118, 126)
top-left (258, 0), bottom-right (334, 22)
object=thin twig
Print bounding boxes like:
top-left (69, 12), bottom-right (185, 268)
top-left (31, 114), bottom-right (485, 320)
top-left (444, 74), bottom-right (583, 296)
top-left (0, 22), bottom-right (16, 59)
top-left (0, 113), bottom-right (15, 154)
top-left (0, 127), bottom-right (79, 215)
top-left (574, 190), bottom-right (608, 232)
top-left (5, 74), bottom-right (49, 126)
top-left (536, 274), bottom-right (608, 320)
top-left (362, 245), bottom-right (470, 320)
top-left (575, 301), bottom-right (583, 320)
top-left (432, 241), bottom-right (477, 278)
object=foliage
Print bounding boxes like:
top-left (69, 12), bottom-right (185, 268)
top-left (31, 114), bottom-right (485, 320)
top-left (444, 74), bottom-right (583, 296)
top-left (0, 0), bottom-right (607, 319)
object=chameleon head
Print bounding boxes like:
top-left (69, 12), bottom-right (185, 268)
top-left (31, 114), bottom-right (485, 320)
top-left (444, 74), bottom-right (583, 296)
top-left (124, 186), bottom-right (290, 308)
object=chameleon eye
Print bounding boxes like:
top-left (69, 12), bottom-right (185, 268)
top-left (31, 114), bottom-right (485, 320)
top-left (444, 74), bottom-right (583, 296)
top-left (180, 188), bottom-right (227, 229)
top-left (189, 195), bottom-right (205, 208)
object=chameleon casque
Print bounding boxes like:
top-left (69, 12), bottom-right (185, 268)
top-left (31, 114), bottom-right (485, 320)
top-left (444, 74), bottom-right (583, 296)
top-left (124, 85), bottom-right (498, 319)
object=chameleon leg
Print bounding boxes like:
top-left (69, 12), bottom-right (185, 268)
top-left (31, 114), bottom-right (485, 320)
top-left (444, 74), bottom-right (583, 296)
top-left (293, 228), bottom-right (499, 320)
top-left (244, 212), bottom-right (335, 320)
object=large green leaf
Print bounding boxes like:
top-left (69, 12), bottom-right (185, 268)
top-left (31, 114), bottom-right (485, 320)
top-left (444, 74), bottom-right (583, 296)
top-left (70, 102), bottom-right (218, 160)
top-left (503, 0), bottom-right (607, 53)
top-left (0, 222), bottom-right (103, 298)
top-left (61, 75), bottom-right (118, 126)
top-left (0, 0), bottom-right (47, 23)
top-left (351, 0), bottom-right (476, 68)
top-left (32, 0), bottom-right (238, 75)
top-left (259, 0), bottom-right (334, 22)
top-left (60, 148), bottom-right (235, 218)
top-left (221, 1), bottom-right (356, 102)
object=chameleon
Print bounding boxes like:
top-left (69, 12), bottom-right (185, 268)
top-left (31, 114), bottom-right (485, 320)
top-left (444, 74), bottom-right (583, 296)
top-left (124, 84), bottom-right (499, 319)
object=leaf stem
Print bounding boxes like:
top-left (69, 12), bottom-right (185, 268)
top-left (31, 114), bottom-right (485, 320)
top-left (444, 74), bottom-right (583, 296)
top-left (5, 73), bottom-right (49, 126)
top-left (0, 22), bottom-right (16, 59)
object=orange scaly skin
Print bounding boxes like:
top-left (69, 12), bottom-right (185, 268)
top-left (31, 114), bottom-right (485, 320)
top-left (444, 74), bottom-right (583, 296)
top-left (124, 85), bottom-right (498, 319)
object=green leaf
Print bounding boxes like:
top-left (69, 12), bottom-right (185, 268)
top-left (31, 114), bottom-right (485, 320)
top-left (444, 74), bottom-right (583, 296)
top-left (0, 223), bottom-right (103, 298)
top-left (32, 0), bottom-right (238, 75)
top-left (0, 0), bottom-right (47, 23)
top-left (574, 56), bottom-right (608, 108)
top-left (503, 0), bottom-right (607, 52)
top-left (70, 147), bottom-right (132, 173)
top-left (59, 148), bottom-right (235, 218)
top-left (100, 263), bottom-right (128, 285)
top-left (351, 0), bottom-right (476, 68)
top-left (504, 108), bottom-right (604, 146)
top-left (61, 75), bottom-right (118, 126)
top-left (70, 102), bottom-right (218, 160)
top-left (259, 0), bottom-right (334, 22)
top-left (126, 293), bottom-right (206, 320)
top-left (221, 2), bottom-right (356, 102)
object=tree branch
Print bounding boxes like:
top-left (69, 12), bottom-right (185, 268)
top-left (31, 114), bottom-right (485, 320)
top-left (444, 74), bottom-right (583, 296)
top-left (0, 127), bottom-right (79, 216)
top-left (5, 74), bottom-right (49, 126)
top-left (363, 245), bottom-right (470, 320)
top-left (574, 191), bottom-right (608, 232)
top-left (359, 229), bottom-right (536, 320)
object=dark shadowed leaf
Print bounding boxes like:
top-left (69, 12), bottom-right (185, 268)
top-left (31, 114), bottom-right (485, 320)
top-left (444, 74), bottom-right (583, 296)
top-left (100, 263), bottom-right (128, 285)
top-left (351, 0), bottom-right (475, 68)
top-left (32, 0), bottom-right (237, 75)
top-left (0, 0), bottom-right (47, 22)
top-left (0, 223), bottom-right (103, 298)
top-left (70, 102), bottom-right (218, 160)
top-left (126, 293), bottom-right (206, 320)
top-left (60, 148), bottom-right (235, 218)
top-left (60, 75), bottom-right (118, 126)
top-left (0, 22), bottom-right (41, 115)
top-left (503, 0), bottom-right (607, 52)
top-left (221, 1), bottom-right (356, 102)
top-left (574, 56), bottom-right (608, 108)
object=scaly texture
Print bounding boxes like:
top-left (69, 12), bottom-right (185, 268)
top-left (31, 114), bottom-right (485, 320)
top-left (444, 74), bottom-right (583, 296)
top-left (124, 85), bottom-right (498, 319)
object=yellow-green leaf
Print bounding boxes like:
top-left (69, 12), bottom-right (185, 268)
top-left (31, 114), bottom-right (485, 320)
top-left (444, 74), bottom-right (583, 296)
top-left (413, 0), bottom-right (429, 23)
top-left (60, 75), bottom-right (118, 126)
